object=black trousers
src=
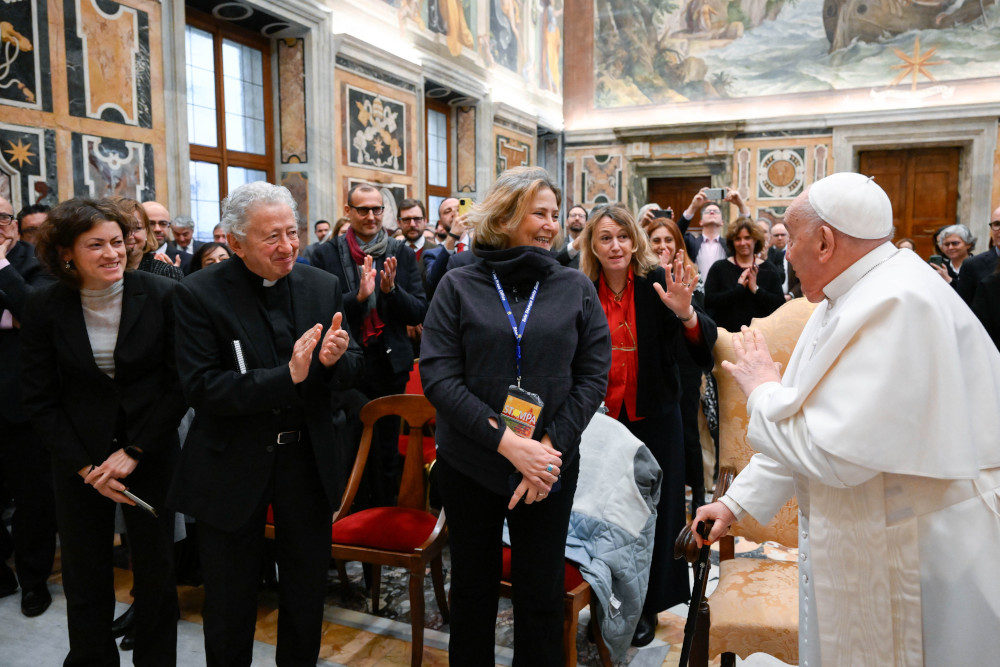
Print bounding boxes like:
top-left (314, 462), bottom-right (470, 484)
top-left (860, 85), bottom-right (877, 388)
top-left (619, 405), bottom-right (691, 614)
top-left (53, 447), bottom-right (178, 667)
top-left (436, 456), bottom-right (580, 666)
top-left (197, 435), bottom-right (330, 667)
top-left (0, 417), bottom-right (57, 590)
top-left (357, 342), bottom-right (408, 506)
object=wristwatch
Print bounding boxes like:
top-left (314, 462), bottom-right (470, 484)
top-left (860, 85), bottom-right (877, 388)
top-left (447, 232), bottom-right (461, 240)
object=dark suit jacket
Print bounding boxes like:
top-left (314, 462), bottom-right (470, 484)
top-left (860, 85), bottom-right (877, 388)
top-left (167, 258), bottom-right (363, 531)
top-left (412, 239), bottom-right (438, 291)
top-left (165, 243), bottom-right (194, 275)
top-left (20, 271), bottom-right (186, 474)
top-left (0, 241), bottom-right (51, 423)
top-left (555, 243), bottom-right (581, 269)
top-left (312, 235), bottom-right (426, 378)
top-left (604, 268), bottom-right (717, 417)
top-left (972, 271), bottom-right (1000, 352)
top-left (958, 249), bottom-right (999, 305)
top-left (765, 246), bottom-right (801, 298)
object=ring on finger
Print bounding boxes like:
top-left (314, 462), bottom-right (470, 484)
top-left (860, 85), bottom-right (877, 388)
top-left (546, 464), bottom-right (553, 473)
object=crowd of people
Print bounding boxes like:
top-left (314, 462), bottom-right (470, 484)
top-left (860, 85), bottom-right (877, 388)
top-left (1, 169), bottom-right (999, 665)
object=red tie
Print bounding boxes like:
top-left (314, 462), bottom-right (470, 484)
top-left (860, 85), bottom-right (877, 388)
top-left (457, 242), bottom-right (466, 253)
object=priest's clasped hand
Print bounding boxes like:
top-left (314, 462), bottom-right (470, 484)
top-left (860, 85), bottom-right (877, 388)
top-left (289, 312), bottom-right (351, 383)
top-left (720, 325), bottom-right (782, 397)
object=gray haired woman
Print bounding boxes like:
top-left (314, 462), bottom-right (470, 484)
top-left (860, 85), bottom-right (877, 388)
top-left (933, 223), bottom-right (976, 288)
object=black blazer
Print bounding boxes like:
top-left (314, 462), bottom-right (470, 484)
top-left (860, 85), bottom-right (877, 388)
top-left (958, 249), bottom-right (999, 305)
top-left (972, 271), bottom-right (1000, 352)
top-left (164, 243), bottom-right (193, 275)
top-left (167, 258), bottom-right (363, 532)
top-left (0, 241), bottom-right (51, 423)
top-left (20, 271), bottom-right (186, 474)
top-left (605, 268), bottom-right (717, 418)
top-left (312, 235), bottom-right (426, 377)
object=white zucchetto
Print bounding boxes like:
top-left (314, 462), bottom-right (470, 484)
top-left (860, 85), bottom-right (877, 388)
top-left (807, 172), bottom-right (893, 240)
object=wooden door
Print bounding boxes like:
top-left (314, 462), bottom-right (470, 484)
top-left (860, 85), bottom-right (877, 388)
top-left (858, 147), bottom-right (959, 258)
top-left (647, 176), bottom-right (712, 231)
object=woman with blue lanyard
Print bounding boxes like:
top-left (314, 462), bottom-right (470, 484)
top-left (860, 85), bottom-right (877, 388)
top-left (421, 167), bottom-right (611, 664)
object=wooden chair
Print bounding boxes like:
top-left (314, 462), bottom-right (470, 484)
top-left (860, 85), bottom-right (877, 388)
top-left (676, 298), bottom-right (816, 667)
top-left (498, 546), bottom-right (613, 667)
top-left (330, 394), bottom-right (449, 667)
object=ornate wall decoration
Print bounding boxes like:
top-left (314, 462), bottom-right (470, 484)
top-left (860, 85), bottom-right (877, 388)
top-left (72, 133), bottom-right (154, 201)
top-left (0, 0), bottom-right (52, 112)
top-left (757, 148), bottom-right (805, 200)
top-left (346, 85), bottom-right (406, 174)
top-left (456, 105), bottom-right (476, 193)
top-left (65, 0), bottom-right (152, 127)
top-left (814, 144), bottom-right (829, 182)
top-left (278, 38), bottom-right (307, 164)
top-left (564, 158), bottom-right (575, 209)
top-left (737, 147), bottom-right (752, 201)
top-left (0, 123), bottom-right (57, 210)
top-left (495, 134), bottom-right (530, 177)
top-left (281, 171), bottom-right (309, 233)
top-left (581, 154), bottom-right (622, 205)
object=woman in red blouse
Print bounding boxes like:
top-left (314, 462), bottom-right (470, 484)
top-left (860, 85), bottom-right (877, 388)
top-left (579, 204), bottom-right (717, 646)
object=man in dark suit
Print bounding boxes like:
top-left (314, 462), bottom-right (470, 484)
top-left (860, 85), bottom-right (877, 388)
top-left (397, 198), bottom-right (437, 290)
top-left (169, 182), bottom-right (363, 666)
top-left (312, 184), bottom-right (427, 505)
top-left (142, 201), bottom-right (192, 274)
top-left (764, 221), bottom-right (801, 299)
top-left (555, 204), bottom-right (587, 269)
top-left (0, 195), bottom-right (57, 617)
top-left (958, 206), bottom-right (1000, 305)
top-left (423, 196), bottom-right (470, 297)
top-left (169, 215), bottom-right (204, 269)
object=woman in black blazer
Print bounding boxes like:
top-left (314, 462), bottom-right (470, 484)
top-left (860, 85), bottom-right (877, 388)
top-left (21, 198), bottom-right (186, 666)
top-left (579, 204), bottom-right (717, 646)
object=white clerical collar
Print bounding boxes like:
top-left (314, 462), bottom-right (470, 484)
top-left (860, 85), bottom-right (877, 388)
top-left (823, 241), bottom-right (898, 304)
top-left (263, 278), bottom-right (278, 287)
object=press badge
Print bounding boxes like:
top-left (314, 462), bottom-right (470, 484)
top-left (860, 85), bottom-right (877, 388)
top-left (501, 385), bottom-right (544, 439)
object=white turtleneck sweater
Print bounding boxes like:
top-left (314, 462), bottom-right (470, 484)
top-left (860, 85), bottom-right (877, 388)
top-left (80, 279), bottom-right (124, 378)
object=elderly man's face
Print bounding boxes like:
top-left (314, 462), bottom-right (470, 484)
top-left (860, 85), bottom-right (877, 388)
top-left (0, 197), bottom-right (17, 253)
top-left (142, 202), bottom-right (171, 246)
top-left (19, 212), bottom-right (46, 245)
top-left (345, 189), bottom-right (384, 243)
top-left (770, 223), bottom-right (788, 250)
top-left (171, 224), bottom-right (193, 248)
top-left (229, 203), bottom-right (299, 281)
top-left (785, 203), bottom-right (830, 303)
top-left (213, 225), bottom-right (227, 243)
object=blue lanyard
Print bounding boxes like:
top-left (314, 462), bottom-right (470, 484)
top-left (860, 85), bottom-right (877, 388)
top-left (491, 271), bottom-right (540, 388)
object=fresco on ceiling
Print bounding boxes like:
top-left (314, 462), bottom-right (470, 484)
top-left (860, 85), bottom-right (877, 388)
top-left (594, 0), bottom-right (1000, 107)
top-left (382, 0), bottom-right (563, 93)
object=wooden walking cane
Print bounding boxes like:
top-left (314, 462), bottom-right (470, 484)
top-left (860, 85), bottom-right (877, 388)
top-left (676, 520), bottom-right (714, 667)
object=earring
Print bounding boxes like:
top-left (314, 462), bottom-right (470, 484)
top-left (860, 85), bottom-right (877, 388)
top-left (64, 260), bottom-right (72, 269)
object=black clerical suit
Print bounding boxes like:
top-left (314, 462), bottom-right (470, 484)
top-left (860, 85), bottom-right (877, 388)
top-left (21, 270), bottom-right (185, 666)
top-left (0, 240), bottom-right (57, 598)
top-left (168, 257), bottom-right (362, 667)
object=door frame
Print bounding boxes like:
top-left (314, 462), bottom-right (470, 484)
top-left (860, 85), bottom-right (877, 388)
top-left (834, 117), bottom-right (997, 244)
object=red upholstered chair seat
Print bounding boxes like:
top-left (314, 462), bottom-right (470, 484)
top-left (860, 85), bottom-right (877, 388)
top-left (330, 507), bottom-right (438, 552)
top-left (500, 546), bottom-right (584, 591)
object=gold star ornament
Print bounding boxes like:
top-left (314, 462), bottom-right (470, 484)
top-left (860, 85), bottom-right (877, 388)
top-left (890, 37), bottom-right (947, 91)
top-left (5, 138), bottom-right (35, 168)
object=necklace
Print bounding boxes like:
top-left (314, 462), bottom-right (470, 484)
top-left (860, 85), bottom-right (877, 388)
top-left (607, 275), bottom-right (629, 302)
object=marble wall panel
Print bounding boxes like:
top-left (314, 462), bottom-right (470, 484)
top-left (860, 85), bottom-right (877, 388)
top-left (72, 133), bottom-right (154, 201)
top-left (0, 123), bottom-right (57, 210)
top-left (65, 0), bottom-right (152, 128)
top-left (564, 158), bottom-right (575, 209)
top-left (456, 105), bottom-right (476, 193)
top-left (0, 0), bottom-right (52, 112)
top-left (278, 38), bottom-right (307, 164)
top-left (494, 123), bottom-right (532, 178)
top-left (346, 84), bottom-right (407, 174)
top-left (580, 154), bottom-right (622, 205)
top-left (281, 171), bottom-right (309, 235)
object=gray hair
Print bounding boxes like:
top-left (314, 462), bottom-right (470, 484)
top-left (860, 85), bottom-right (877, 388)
top-left (936, 223), bottom-right (976, 251)
top-left (221, 182), bottom-right (298, 240)
top-left (171, 215), bottom-right (195, 230)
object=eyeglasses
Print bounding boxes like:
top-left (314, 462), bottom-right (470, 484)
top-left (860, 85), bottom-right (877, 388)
top-left (399, 216), bottom-right (425, 224)
top-left (349, 205), bottom-right (384, 216)
top-left (940, 241), bottom-right (964, 247)
top-left (989, 221), bottom-right (1000, 231)
top-left (0, 213), bottom-right (15, 226)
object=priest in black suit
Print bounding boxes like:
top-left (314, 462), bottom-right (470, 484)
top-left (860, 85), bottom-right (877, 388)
top-left (168, 182), bottom-right (363, 666)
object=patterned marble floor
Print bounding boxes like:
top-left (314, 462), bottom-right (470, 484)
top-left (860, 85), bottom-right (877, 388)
top-left (0, 535), bottom-right (794, 666)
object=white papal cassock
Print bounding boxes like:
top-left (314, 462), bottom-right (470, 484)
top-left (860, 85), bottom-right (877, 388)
top-left (721, 242), bottom-right (1000, 667)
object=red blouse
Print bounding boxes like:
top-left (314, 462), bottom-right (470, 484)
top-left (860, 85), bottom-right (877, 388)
top-left (599, 271), bottom-right (640, 421)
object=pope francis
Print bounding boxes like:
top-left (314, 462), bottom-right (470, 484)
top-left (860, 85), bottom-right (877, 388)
top-left (693, 172), bottom-right (1000, 666)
